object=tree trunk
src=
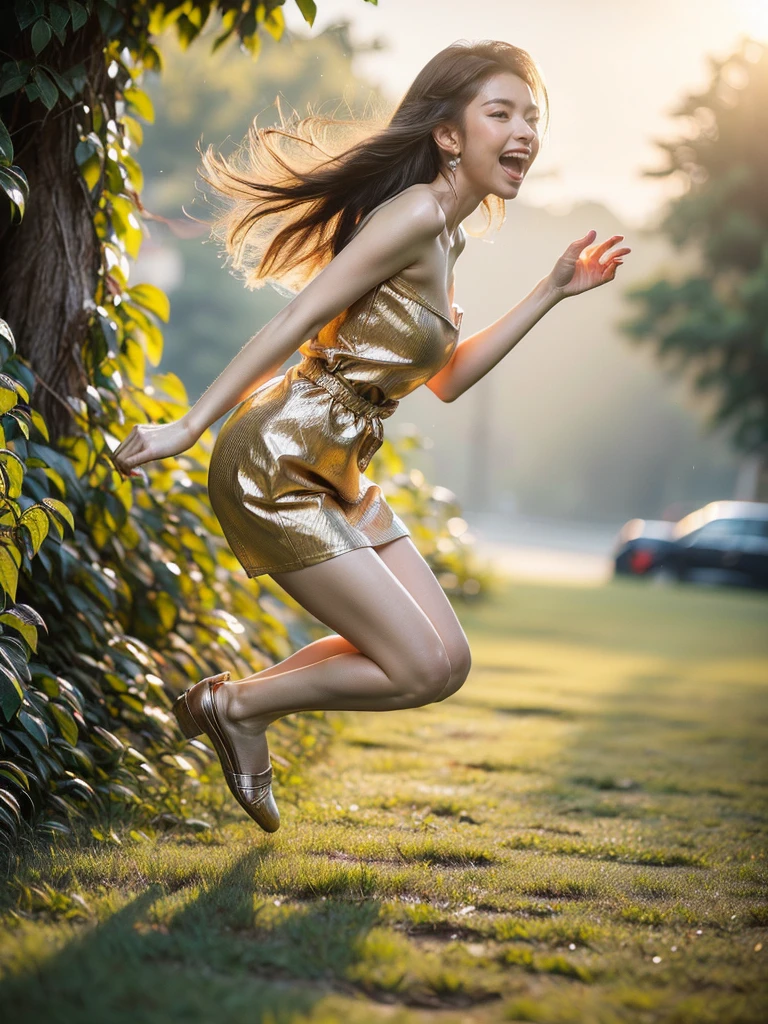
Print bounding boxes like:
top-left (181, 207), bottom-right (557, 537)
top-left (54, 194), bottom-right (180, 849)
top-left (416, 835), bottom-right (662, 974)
top-left (0, 19), bottom-right (111, 441)
top-left (734, 451), bottom-right (768, 502)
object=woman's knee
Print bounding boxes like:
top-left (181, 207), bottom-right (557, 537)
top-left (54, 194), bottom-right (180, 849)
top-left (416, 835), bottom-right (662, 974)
top-left (389, 637), bottom-right (453, 706)
top-left (435, 638), bottom-right (472, 701)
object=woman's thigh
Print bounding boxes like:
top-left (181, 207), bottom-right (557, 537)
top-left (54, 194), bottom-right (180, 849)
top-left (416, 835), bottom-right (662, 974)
top-left (372, 536), bottom-right (472, 691)
top-left (269, 545), bottom-right (452, 697)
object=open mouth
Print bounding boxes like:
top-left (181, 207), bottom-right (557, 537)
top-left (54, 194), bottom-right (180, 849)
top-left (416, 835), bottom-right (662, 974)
top-left (499, 154), bottom-right (525, 182)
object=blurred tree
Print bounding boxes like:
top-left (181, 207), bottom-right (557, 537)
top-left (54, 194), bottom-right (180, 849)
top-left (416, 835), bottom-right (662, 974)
top-left (621, 35), bottom-right (768, 501)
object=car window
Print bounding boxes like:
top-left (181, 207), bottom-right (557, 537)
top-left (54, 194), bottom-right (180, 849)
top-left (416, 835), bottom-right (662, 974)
top-left (686, 520), bottom-right (739, 543)
top-left (683, 518), bottom-right (768, 546)
top-left (740, 518), bottom-right (768, 538)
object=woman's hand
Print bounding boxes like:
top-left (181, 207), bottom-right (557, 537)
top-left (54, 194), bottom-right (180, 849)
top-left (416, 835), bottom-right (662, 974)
top-left (106, 417), bottom-right (198, 481)
top-left (546, 230), bottom-right (631, 301)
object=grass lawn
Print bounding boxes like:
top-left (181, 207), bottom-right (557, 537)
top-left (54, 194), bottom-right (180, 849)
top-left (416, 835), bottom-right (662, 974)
top-left (1, 575), bottom-right (766, 1023)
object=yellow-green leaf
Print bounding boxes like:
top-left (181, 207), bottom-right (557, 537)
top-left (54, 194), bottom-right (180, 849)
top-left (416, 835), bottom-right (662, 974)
top-left (0, 545), bottom-right (19, 601)
top-left (124, 87), bottom-right (154, 123)
top-left (28, 408), bottom-right (49, 441)
top-left (127, 283), bottom-right (170, 323)
top-left (149, 371), bottom-right (187, 404)
top-left (0, 449), bottom-right (24, 498)
top-left (50, 704), bottom-right (79, 745)
top-left (40, 497), bottom-right (75, 531)
top-left (0, 388), bottom-right (17, 415)
top-left (18, 506), bottom-right (50, 556)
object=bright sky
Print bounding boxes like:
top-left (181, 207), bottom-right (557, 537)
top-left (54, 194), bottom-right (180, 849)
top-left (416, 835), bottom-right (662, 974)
top-left (282, 0), bottom-right (767, 227)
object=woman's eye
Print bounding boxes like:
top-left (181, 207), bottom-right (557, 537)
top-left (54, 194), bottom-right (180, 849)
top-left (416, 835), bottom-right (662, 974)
top-left (491, 111), bottom-right (539, 126)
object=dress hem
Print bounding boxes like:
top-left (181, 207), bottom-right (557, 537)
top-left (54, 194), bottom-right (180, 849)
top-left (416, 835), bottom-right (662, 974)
top-left (242, 529), bottom-right (411, 578)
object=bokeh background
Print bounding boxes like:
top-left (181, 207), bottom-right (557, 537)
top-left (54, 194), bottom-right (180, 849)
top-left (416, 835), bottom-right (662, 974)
top-left (132, 0), bottom-right (768, 580)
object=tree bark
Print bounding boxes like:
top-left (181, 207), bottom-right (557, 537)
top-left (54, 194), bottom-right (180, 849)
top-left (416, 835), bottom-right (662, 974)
top-left (0, 18), bottom-right (111, 441)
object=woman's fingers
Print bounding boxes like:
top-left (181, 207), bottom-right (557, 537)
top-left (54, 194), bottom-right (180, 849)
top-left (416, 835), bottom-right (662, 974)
top-left (113, 426), bottom-right (145, 468)
top-left (106, 433), bottom-right (144, 478)
top-left (586, 235), bottom-right (624, 259)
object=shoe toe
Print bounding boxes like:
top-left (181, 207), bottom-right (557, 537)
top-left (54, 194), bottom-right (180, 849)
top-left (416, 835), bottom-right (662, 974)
top-left (225, 770), bottom-right (281, 832)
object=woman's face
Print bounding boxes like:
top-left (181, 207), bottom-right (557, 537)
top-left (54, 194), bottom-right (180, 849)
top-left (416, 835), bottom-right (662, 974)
top-left (458, 72), bottom-right (541, 198)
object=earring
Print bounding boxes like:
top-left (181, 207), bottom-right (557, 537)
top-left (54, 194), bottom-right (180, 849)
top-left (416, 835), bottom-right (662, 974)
top-left (447, 153), bottom-right (461, 171)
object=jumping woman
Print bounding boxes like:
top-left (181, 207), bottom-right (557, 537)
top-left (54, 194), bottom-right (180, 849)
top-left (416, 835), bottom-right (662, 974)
top-left (111, 40), bottom-right (631, 832)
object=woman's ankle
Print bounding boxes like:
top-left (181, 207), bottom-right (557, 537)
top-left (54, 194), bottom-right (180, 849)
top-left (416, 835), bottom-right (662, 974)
top-left (220, 680), bottom-right (269, 726)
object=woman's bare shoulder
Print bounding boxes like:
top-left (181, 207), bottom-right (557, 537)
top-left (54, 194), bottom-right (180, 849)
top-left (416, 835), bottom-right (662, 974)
top-left (357, 183), bottom-right (445, 241)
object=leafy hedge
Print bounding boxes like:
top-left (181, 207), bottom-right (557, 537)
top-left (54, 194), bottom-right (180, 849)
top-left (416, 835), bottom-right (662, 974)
top-left (0, 305), bottom-right (343, 853)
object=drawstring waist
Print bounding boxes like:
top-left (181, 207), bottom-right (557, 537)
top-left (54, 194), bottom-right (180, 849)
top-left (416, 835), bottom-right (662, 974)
top-left (295, 357), bottom-right (399, 472)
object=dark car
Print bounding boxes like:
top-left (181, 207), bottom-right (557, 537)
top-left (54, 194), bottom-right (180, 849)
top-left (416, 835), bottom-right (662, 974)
top-left (613, 501), bottom-right (768, 590)
top-left (613, 518), bottom-right (677, 577)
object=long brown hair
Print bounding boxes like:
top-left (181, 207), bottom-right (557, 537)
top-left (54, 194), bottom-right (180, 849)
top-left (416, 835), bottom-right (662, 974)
top-left (198, 39), bottom-right (549, 294)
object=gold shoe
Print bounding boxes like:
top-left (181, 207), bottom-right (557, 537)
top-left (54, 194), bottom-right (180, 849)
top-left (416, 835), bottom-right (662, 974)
top-left (172, 672), bottom-right (280, 833)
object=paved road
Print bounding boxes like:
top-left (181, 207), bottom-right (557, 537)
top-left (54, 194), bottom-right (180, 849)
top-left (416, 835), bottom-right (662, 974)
top-left (466, 512), bottom-right (621, 585)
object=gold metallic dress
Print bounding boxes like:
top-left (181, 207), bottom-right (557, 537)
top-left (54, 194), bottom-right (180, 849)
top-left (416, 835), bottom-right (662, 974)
top-left (207, 261), bottom-right (463, 578)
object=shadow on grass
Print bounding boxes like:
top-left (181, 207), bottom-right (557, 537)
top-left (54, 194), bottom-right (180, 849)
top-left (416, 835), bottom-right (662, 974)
top-left (1, 844), bottom-right (383, 1023)
top-left (449, 696), bottom-right (576, 719)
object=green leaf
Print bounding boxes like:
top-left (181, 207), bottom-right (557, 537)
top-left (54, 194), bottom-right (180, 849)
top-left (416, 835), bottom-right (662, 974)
top-left (211, 27), bottom-right (235, 54)
top-left (123, 86), bottom-right (154, 123)
top-left (127, 283), bottom-right (170, 323)
top-left (30, 18), bottom-right (53, 56)
top-left (75, 133), bottom-right (103, 192)
top-left (50, 703), bottom-right (79, 745)
top-left (120, 150), bottom-right (143, 191)
top-left (0, 546), bottom-right (19, 602)
top-left (0, 371), bottom-right (28, 402)
top-left (0, 760), bottom-right (29, 790)
top-left (0, 120), bottom-right (13, 165)
top-left (96, 0), bottom-right (124, 36)
top-left (19, 709), bottom-right (49, 746)
top-left (16, 1), bottom-right (45, 31)
top-left (18, 506), bottom-right (50, 557)
top-left (0, 603), bottom-right (45, 649)
top-left (262, 5), bottom-right (285, 41)
top-left (40, 497), bottom-right (75, 532)
top-left (0, 788), bottom-right (21, 824)
top-left (31, 67), bottom-right (58, 110)
top-left (0, 318), bottom-right (17, 359)
top-left (48, 3), bottom-right (71, 42)
top-left (59, 777), bottom-right (97, 802)
top-left (38, 819), bottom-right (72, 835)
top-left (46, 66), bottom-right (77, 101)
top-left (0, 166), bottom-right (29, 220)
top-left (68, 0), bottom-right (88, 31)
top-left (0, 448), bottom-right (24, 498)
top-left (0, 674), bottom-right (23, 721)
top-left (0, 75), bottom-right (29, 100)
top-left (294, 0), bottom-right (317, 27)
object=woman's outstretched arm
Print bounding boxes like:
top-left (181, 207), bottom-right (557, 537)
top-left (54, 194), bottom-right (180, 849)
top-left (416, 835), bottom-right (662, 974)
top-left (183, 193), bottom-right (444, 437)
top-left (109, 192), bottom-right (445, 477)
top-left (430, 230), bottom-right (631, 404)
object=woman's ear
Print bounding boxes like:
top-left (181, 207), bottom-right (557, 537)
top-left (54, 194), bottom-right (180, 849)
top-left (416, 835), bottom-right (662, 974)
top-left (432, 122), bottom-right (461, 159)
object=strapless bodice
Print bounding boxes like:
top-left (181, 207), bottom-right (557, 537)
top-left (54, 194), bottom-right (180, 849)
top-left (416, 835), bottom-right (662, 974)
top-left (296, 273), bottom-right (463, 403)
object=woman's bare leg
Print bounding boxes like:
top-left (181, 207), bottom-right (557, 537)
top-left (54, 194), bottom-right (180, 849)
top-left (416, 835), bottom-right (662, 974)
top-left (217, 544), bottom-right (452, 772)
top-left (371, 536), bottom-right (472, 702)
top-left (244, 532), bottom-right (469, 699)
top-left (247, 634), bottom-right (357, 681)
